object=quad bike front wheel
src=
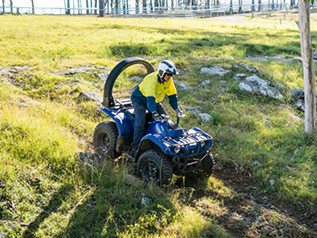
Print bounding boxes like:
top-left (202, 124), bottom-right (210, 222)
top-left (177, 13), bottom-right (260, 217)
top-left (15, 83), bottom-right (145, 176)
top-left (93, 121), bottom-right (120, 158)
top-left (137, 150), bottom-right (173, 186)
top-left (200, 153), bottom-right (214, 177)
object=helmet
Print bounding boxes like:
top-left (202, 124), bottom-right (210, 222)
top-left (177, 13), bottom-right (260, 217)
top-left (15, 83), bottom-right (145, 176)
top-left (157, 60), bottom-right (178, 78)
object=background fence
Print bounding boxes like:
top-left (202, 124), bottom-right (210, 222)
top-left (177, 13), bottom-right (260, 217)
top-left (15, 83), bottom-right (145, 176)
top-left (0, 3), bottom-right (290, 18)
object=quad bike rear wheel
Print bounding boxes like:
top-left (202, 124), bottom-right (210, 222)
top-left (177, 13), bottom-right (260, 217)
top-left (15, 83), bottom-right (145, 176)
top-left (93, 121), bottom-right (120, 158)
top-left (137, 150), bottom-right (173, 186)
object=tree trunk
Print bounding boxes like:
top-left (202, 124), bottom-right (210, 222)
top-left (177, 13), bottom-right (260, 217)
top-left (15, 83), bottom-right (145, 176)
top-left (31, 0), bottom-right (34, 14)
top-left (2, 0), bottom-right (5, 13)
top-left (291, 0), bottom-right (296, 7)
top-left (99, 0), bottom-right (104, 16)
top-left (258, 0), bottom-right (262, 11)
top-left (10, 0), bottom-right (12, 13)
top-left (252, 0), bottom-right (255, 11)
top-left (298, 0), bottom-right (317, 133)
top-left (86, 0), bottom-right (89, 14)
top-left (135, 0), bottom-right (139, 13)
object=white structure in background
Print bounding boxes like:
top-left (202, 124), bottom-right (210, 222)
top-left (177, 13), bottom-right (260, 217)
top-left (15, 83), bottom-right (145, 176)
top-left (2, 0), bottom-right (298, 15)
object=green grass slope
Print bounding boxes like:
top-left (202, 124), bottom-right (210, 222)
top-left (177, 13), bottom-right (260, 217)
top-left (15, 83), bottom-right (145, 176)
top-left (0, 14), bottom-right (316, 237)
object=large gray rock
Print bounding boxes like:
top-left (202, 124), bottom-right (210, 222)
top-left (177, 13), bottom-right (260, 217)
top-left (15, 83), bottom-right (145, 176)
top-left (291, 89), bottom-right (305, 101)
top-left (78, 92), bottom-right (103, 103)
top-left (239, 74), bottom-right (283, 99)
top-left (200, 66), bottom-right (230, 76)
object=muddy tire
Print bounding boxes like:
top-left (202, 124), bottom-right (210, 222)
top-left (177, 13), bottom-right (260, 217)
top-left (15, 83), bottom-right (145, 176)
top-left (93, 121), bottom-right (120, 158)
top-left (137, 150), bottom-right (173, 186)
top-left (200, 153), bottom-right (214, 177)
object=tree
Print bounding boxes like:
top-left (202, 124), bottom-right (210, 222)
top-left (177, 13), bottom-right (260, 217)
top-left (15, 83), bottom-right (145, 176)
top-left (31, 0), bottom-right (34, 14)
top-left (258, 0), bottom-right (262, 11)
top-left (65, 0), bottom-right (71, 14)
top-left (10, 0), bottom-right (12, 13)
top-left (298, 0), bottom-right (317, 133)
top-left (2, 0), bottom-right (5, 13)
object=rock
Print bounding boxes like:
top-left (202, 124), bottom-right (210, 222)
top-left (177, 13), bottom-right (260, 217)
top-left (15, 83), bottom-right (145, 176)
top-left (279, 104), bottom-right (286, 108)
top-left (197, 113), bottom-right (213, 123)
top-left (177, 83), bottom-right (192, 91)
top-left (253, 161), bottom-right (261, 166)
top-left (199, 80), bottom-right (211, 87)
top-left (200, 66), bottom-right (230, 76)
top-left (295, 99), bottom-right (305, 112)
top-left (239, 74), bottom-right (283, 99)
top-left (0, 231), bottom-right (7, 238)
top-left (0, 66), bottom-right (30, 78)
top-left (261, 226), bottom-right (274, 235)
top-left (233, 73), bottom-right (247, 80)
top-left (130, 76), bottom-right (143, 82)
top-left (291, 89), bottom-right (305, 101)
top-left (269, 179), bottom-right (275, 186)
top-left (141, 196), bottom-right (151, 207)
top-left (125, 174), bottom-right (144, 187)
top-left (183, 106), bottom-right (201, 114)
top-left (290, 113), bottom-right (301, 122)
top-left (78, 92), bottom-right (103, 103)
top-left (275, 83), bottom-right (285, 91)
top-left (97, 71), bottom-right (110, 82)
top-left (232, 63), bottom-right (257, 73)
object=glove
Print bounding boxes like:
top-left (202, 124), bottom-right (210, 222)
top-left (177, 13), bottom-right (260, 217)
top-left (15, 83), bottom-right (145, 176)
top-left (175, 108), bottom-right (183, 117)
top-left (152, 111), bottom-right (162, 121)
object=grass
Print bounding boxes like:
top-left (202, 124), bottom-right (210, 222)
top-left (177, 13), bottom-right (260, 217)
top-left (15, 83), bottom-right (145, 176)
top-left (0, 13), bottom-right (316, 237)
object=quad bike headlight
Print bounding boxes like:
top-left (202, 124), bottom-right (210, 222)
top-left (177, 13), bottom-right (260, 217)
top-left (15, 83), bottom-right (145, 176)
top-left (173, 147), bottom-right (181, 154)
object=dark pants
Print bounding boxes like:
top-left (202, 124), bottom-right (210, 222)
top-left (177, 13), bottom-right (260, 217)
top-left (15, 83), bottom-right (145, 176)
top-left (131, 102), bottom-right (167, 151)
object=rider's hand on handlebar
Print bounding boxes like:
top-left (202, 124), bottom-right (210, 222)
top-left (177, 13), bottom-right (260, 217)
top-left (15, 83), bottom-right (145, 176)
top-left (152, 111), bottom-right (163, 121)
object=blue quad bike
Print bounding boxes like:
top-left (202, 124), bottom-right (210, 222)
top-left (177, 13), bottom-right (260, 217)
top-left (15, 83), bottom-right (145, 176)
top-left (93, 57), bottom-right (214, 185)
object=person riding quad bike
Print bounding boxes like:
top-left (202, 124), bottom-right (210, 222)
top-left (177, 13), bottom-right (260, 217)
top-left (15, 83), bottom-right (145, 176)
top-left (93, 57), bottom-right (214, 186)
top-left (129, 60), bottom-right (183, 157)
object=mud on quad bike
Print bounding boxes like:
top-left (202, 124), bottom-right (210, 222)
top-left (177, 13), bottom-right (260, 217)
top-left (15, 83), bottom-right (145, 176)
top-left (93, 57), bottom-right (214, 186)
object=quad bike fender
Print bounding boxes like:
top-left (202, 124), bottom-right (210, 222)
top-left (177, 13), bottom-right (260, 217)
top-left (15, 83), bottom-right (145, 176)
top-left (136, 135), bottom-right (169, 160)
top-left (100, 107), bottom-right (134, 138)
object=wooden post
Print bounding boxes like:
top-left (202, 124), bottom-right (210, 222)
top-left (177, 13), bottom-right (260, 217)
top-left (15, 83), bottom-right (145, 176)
top-left (298, 0), bottom-right (317, 133)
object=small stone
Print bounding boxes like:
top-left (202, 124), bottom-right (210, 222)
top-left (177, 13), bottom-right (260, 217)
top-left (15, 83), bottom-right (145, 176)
top-left (141, 197), bottom-right (151, 207)
top-left (78, 92), bottom-right (103, 103)
top-left (269, 179), bottom-right (275, 186)
top-left (253, 161), bottom-right (261, 166)
top-left (200, 66), bottom-right (230, 76)
top-left (261, 226), bottom-right (274, 235)
top-left (130, 76), bottom-right (143, 82)
top-left (177, 83), bottom-right (192, 91)
top-left (295, 99), bottom-right (305, 112)
top-left (199, 80), bottom-right (211, 87)
top-left (275, 83), bottom-right (285, 91)
top-left (124, 174), bottom-right (144, 187)
top-left (233, 73), bottom-right (247, 80)
top-left (197, 113), bottom-right (213, 123)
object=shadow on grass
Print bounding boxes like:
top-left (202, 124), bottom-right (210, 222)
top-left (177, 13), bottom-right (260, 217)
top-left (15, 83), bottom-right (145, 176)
top-left (22, 184), bottom-right (73, 238)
